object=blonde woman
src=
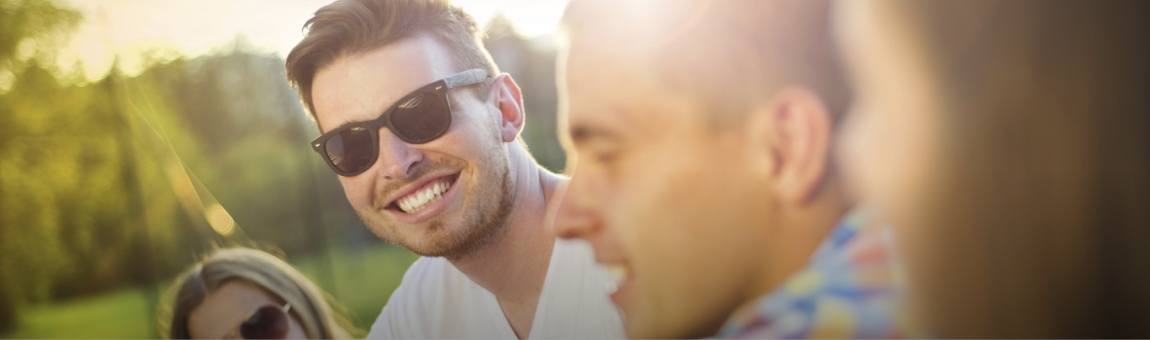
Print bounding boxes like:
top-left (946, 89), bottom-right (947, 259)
top-left (162, 248), bottom-right (355, 339)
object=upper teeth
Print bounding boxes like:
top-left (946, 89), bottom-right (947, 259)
top-left (603, 264), bottom-right (628, 294)
top-left (397, 179), bottom-right (451, 214)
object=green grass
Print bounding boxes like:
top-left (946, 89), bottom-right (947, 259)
top-left (292, 245), bottom-right (418, 335)
top-left (3, 288), bottom-right (156, 338)
top-left (1, 245), bottom-right (418, 338)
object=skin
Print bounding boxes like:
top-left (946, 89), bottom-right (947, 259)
top-left (553, 29), bottom-right (850, 338)
top-left (836, 2), bottom-right (1037, 333)
top-left (836, 1), bottom-right (955, 331)
top-left (187, 280), bottom-right (307, 339)
top-left (837, 1), bottom-right (979, 333)
top-left (310, 33), bottom-right (563, 338)
top-left (835, 0), bottom-right (941, 234)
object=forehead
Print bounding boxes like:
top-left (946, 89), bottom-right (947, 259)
top-left (311, 34), bottom-right (461, 132)
top-left (561, 36), bottom-right (703, 138)
top-left (188, 280), bottom-right (280, 338)
top-left (835, 0), bottom-right (881, 60)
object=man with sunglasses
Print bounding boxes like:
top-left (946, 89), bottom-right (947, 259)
top-left (552, 0), bottom-right (904, 338)
top-left (285, 0), bottom-right (621, 339)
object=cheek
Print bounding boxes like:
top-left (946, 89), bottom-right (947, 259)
top-left (612, 138), bottom-right (761, 320)
top-left (613, 146), bottom-right (710, 258)
top-left (446, 101), bottom-right (502, 146)
top-left (339, 176), bottom-right (374, 208)
top-left (843, 87), bottom-right (940, 229)
top-left (434, 113), bottom-right (504, 173)
top-left (287, 315), bottom-right (309, 338)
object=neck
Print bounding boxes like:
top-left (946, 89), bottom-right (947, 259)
top-left (755, 180), bottom-right (851, 300)
top-left (448, 144), bottom-right (561, 311)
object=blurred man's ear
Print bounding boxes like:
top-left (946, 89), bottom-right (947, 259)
top-left (745, 87), bottom-right (833, 204)
top-left (490, 73), bottom-right (526, 143)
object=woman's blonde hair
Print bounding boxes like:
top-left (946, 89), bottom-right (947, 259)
top-left (160, 248), bottom-right (356, 338)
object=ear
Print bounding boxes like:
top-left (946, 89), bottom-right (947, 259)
top-left (746, 87), bottom-right (834, 204)
top-left (489, 73), bottom-right (526, 143)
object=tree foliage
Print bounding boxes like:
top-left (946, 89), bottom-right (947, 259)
top-left (0, 2), bottom-right (565, 334)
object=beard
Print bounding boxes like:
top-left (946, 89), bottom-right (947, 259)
top-left (359, 142), bottom-right (514, 259)
top-left (435, 163), bottom-right (511, 260)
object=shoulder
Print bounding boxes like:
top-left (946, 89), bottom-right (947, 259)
top-left (719, 217), bottom-right (904, 338)
top-left (533, 239), bottom-right (627, 339)
top-left (382, 256), bottom-right (458, 310)
top-left (369, 257), bottom-right (456, 339)
top-left (400, 256), bottom-right (453, 287)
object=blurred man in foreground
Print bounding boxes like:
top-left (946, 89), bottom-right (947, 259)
top-left (285, 0), bottom-right (622, 338)
top-left (552, 0), bottom-right (903, 337)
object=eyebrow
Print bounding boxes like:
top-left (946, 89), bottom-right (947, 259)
top-left (568, 122), bottom-right (622, 147)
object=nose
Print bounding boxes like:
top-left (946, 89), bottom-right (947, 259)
top-left (376, 131), bottom-right (424, 180)
top-left (550, 174), bottom-right (603, 240)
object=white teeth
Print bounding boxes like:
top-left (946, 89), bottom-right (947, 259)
top-left (396, 179), bottom-right (452, 214)
top-left (603, 265), bottom-right (628, 294)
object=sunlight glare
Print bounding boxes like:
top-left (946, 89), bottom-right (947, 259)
top-left (56, 0), bottom-right (569, 81)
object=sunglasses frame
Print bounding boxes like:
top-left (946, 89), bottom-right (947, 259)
top-left (238, 302), bottom-right (292, 339)
top-left (311, 68), bottom-right (489, 176)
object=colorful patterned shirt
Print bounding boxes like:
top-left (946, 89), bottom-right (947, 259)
top-left (717, 210), bottom-right (904, 338)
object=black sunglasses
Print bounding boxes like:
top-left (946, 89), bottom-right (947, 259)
top-left (311, 69), bottom-right (489, 176)
top-left (238, 303), bottom-right (292, 339)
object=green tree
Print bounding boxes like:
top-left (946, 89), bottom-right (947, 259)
top-left (0, 0), bottom-right (80, 330)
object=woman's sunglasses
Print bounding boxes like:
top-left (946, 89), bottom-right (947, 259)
top-left (311, 68), bottom-right (489, 176)
top-left (238, 303), bottom-right (292, 339)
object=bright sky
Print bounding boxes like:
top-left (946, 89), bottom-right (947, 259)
top-left (57, 0), bottom-right (569, 80)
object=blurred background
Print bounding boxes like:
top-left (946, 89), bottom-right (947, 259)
top-left (0, 0), bottom-right (567, 337)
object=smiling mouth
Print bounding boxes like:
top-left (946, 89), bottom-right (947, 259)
top-left (387, 173), bottom-right (460, 214)
top-left (604, 264), bottom-right (628, 293)
top-left (600, 261), bottom-right (634, 297)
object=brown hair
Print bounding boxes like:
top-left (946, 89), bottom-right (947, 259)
top-left (882, 0), bottom-right (1150, 337)
top-left (286, 0), bottom-right (499, 118)
top-left (561, 0), bottom-right (850, 127)
top-left (160, 248), bottom-right (356, 339)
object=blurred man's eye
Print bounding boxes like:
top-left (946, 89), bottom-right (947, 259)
top-left (572, 144), bottom-right (621, 180)
top-left (579, 138), bottom-right (621, 165)
top-left (592, 148), bottom-right (619, 165)
top-left (568, 124), bottom-right (624, 169)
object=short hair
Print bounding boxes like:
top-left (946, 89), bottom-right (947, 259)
top-left (286, 0), bottom-right (499, 118)
top-left (561, 0), bottom-right (849, 127)
top-left (161, 248), bottom-right (355, 339)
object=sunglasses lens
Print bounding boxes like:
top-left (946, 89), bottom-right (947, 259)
top-left (239, 306), bottom-right (289, 339)
top-left (325, 127), bottom-right (376, 175)
top-left (390, 88), bottom-right (451, 144)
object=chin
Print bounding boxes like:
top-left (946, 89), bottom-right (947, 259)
top-left (633, 305), bottom-right (731, 339)
top-left (628, 324), bottom-right (710, 339)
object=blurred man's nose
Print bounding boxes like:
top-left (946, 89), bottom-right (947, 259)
top-left (551, 177), bottom-right (602, 240)
top-left (377, 131), bottom-right (424, 180)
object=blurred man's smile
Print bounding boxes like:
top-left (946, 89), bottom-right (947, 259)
top-left (601, 262), bottom-right (633, 306)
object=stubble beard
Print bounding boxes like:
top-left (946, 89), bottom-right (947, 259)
top-left (438, 164), bottom-right (511, 261)
top-left (360, 146), bottom-right (514, 259)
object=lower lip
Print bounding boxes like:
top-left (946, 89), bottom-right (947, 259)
top-left (386, 174), bottom-right (462, 224)
top-left (609, 277), bottom-right (633, 307)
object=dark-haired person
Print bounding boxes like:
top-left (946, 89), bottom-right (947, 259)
top-left (285, 0), bottom-right (621, 338)
top-left (552, 0), bottom-right (904, 338)
top-left (163, 248), bottom-right (355, 339)
top-left (835, 0), bottom-right (1150, 337)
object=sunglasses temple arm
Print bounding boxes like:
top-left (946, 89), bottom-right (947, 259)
top-left (443, 68), bottom-right (489, 89)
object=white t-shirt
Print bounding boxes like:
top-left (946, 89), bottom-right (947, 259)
top-left (368, 238), bottom-right (625, 339)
